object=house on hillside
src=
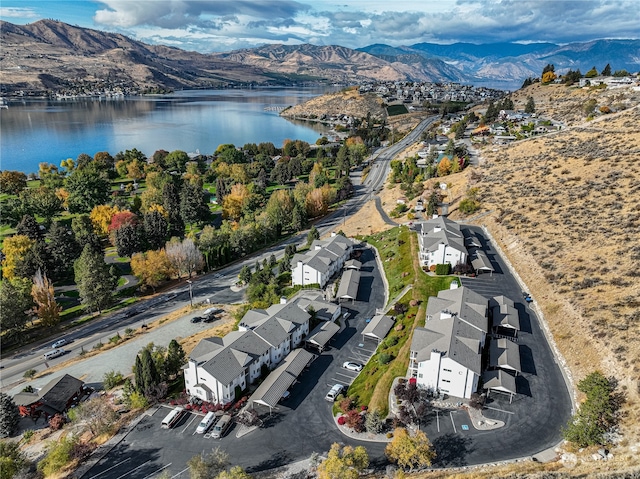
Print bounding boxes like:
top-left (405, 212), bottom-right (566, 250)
top-left (418, 216), bottom-right (468, 269)
top-left (409, 287), bottom-right (489, 398)
top-left (291, 233), bottom-right (355, 287)
top-left (14, 374), bottom-right (87, 418)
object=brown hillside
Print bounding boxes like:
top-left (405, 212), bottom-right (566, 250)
top-left (457, 103), bottom-right (640, 463)
top-left (281, 88), bottom-right (387, 121)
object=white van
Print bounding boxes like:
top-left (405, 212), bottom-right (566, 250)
top-left (196, 411), bottom-right (216, 434)
top-left (210, 414), bottom-right (232, 438)
top-left (44, 349), bottom-right (65, 360)
top-left (325, 384), bottom-right (344, 402)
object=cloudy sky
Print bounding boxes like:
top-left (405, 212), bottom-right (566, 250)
top-left (2, 0), bottom-right (638, 52)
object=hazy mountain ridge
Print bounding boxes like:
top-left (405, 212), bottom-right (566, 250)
top-left (1, 19), bottom-right (638, 96)
top-left (359, 39), bottom-right (640, 82)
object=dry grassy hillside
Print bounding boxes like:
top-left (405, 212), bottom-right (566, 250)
top-left (458, 95), bottom-right (640, 466)
top-left (281, 88), bottom-right (387, 121)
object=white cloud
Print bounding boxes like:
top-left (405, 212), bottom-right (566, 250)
top-left (0, 7), bottom-right (38, 18)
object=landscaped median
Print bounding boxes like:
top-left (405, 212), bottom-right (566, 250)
top-left (345, 225), bottom-right (458, 416)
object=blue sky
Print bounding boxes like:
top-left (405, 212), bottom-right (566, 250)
top-left (1, 0), bottom-right (638, 53)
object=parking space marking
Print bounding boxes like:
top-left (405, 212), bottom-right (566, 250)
top-left (485, 406), bottom-right (515, 415)
top-left (114, 460), bottom-right (151, 479)
top-left (141, 463), bottom-right (171, 479)
top-left (450, 412), bottom-right (457, 433)
top-left (88, 458), bottom-right (131, 479)
top-left (181, 413), bottom-right (198, 434)
top-left (171, 467), bottom-right (190, 478)
top-left (436, 411), bottom-right (440, 432)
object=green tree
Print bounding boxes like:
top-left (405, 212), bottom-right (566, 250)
top-left (585, 66), bottom-right (598, 78)
top-left (0, 278), bottom-right (33, 344)
top-left (291, 203), bottom-right (305, 232)
top-left (385, 427), bottom-right (436, 471)
top-left (16, 214), bottom-right (42, 241)
top-left (601, 63), bottom-right (611, 76)
top-left (180, 181), bottom-right (210, 227)
top-left (317, 443), bottom-right (369, 479)
top-left (114, 223), bottom-right (146, 258)
top-left (163, 182), bottom-right (185, 238)
top-left (140, 348), bottom-right (161, 394)
top-left (365, 409), bottom-right (385, 434)
top-left (238, 265), bottom-right (252, 284)
top-left (562, 371), bottom-right (622, 447)
top-left (188, 447), bottom-right (230, 479)
top-left (72, 214), bottom-right (103, 253)
top-left (265, 189), bottom-right (293, 237)
top-left (143, 210), bottom-right (169, 250)
top-left (306, 225), bottom-right (320, 247)
top-left (74, 244), bottom-right (119, 313)
top-left (164, 339), bottom-right (186, 380)
top-left (22, 186), bottom-right (63, 225)
top-left (65, 167), bottom-right (111, 214)
top-left (0, 441), bottom-right (28, 479)
top-left (525, 96), bottom-right (536, 114)
top-left (0, 392), bottom-right (20, 438)
top-left (46, 221), bottom-right (82, 280)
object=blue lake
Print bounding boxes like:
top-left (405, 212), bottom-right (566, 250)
top-left (0, 87), bottom-right (338, 174)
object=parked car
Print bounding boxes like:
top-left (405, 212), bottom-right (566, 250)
top-left (51, 339), bottom-right (67, 348)
top-left (190, 316), bottom-right (202, 323)
top-left (325, 384), bottom-right (344, 402)
top-left (342, 361), bottom-right (363, 372)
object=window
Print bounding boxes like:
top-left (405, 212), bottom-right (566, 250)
top-left (443, 368), bottom-right (452, 373)
top-left (442, 379), bottom-right (451, 383)
top-left (418, 374), bottom-right (423, 378)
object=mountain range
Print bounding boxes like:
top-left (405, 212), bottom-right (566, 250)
top-left (1, 19), bottom-right (638, 95)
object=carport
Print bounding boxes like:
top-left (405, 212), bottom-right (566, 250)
top-left (470, 249), bottom-right (494, 275)
top-left (361, 314), bottom-right (395, 344)
top-left (305, 320), bottom-right (340, 352)
top-left (483, 369), bottom-right (517, 403)
top-left (249, 349), bottom-right (315, 414)
top-left (490, 296), bottom-right (520, 335)
top-left (336, 269), bottom-right (360, 302)
top-left (344, 259), bottom-right (362, 270)
top-left (489, 338), bottom-right (521, 375)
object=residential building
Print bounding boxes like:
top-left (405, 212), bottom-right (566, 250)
top-left (185, 291), bottom-right (336, 404)
top-left (418, 216), bottom-right (468, 268)
top-left (409, 287), bottom-right (489, 398)
top-left (291, 233), bottom-right (355, 287)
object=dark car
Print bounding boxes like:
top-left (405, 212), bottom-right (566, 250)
top-left (190, 316), bottom-right (202, 323)
top-left (203, 314), bottom-right (216, 323)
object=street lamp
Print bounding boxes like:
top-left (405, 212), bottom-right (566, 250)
top-left (186, 280), bottom-right (193, 307)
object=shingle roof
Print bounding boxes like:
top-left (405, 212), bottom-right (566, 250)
top-left (362, 314), bottom-right (395, 341)
top-left (470, 248), bottom-right (494, 272)
top-left (190, 337), bottom-right (224, 362)
top-left (336, 269), bottom-right (360, 300)
top-left (252, 317), bottom-right (294, 347)
top-left (306, 321), bottom-right (340, 348)
top-left (426, 286), bottom-right (488, 333)
top-left (201, 347), bottom-right (249, 385)
top-left (249, 349), bottom-right (315, 408)
top-left (482, 369), bottom-right (517, 395)
top-left (489, 338), bottom-right (521, 373)
top-left (419, 217), bottom-right (467, 254)
top-left (13, 374), bottom-right (85, 413)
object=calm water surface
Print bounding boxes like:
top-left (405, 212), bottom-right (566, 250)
top-left (0, 87), bottom-right (337, 174)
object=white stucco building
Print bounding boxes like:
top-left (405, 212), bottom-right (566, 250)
top-left (418, 216), bottom-right (468, 269)
top-left (409, 286), bottom-right (489, 399)
top-left (291, 233), bottom-right (355, 287)
top-left (185, 291), bottom-right (336, 404)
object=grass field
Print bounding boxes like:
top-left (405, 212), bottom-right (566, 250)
top-left (345, 226), bottom-right (457, 415)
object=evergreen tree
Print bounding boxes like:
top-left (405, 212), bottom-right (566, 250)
top-left (307, 225), bottom-right (320, 247)
top-left (162, 182), bottom-right (185, 238)
top-left (601, 63), bottom-right (611, 76)
top-left (291, 203), bottom-right (305, 232)
top-left (16, 214), bottom-right (42, 241)
top-left (74, 244), bottom-right (119, 313)
top-left (15, 239), bottom-right (51, 279)
top-left (46, 221), bottom-right (81, 280)
top-left (134, 354), bottom-right (144, 393)
top-left (180, 181), bottom-right (209, 227)
top-left (65, 166), bottom-right (111, 214)
top-left (114, 223), bottom-right (146, 258)
top-left (525, 96), bottom-right (536, 114)
top-left (140, 348), bottom-right (160, 394)
top-left (72, 215), bottom-right (103, 253)
top-left (164, 339), bottom-right (186, 380)
top-left (0, 278), bottom-right (33, 345)
top-left (239, 265), bottom-right (252, 284)
top-left (0, 392), bottom-right (20, 437)
top-left (143, 210), bottom-right (169, 251)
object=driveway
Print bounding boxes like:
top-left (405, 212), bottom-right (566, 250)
top-left (83, 247), bottom-right (389, 478)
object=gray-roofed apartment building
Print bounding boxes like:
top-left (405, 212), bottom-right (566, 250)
top-left (291, 233), bottom-right (355, 287)
top-left (418, 216), bottom-right (468, 269)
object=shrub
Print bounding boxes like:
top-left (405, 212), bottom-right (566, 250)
top-left (49, 413), bottom-right (66, 430)
top-left (435, 263), bottom-right (451, 275)
top-left (22, 429), bottom-right (35, 443)
top-left (339, 397), bottom-right (355, 413)
top-left (384, 336), bottom-right (399, 348)
top-left (38, 435), bottom-right (77, 476)
top-left (124, 327), bottom-right (134, 337)
top-left (378, 353), bottom-right (392, 365)
top-left (337, 416), bottom-right (346, 426)
top-left (23, 369), bottom-right (37, 379)
top-left (103, 370), bottom-right (124, 390)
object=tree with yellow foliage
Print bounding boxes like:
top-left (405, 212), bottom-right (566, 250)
top-left (31, 269), bottom-right (61, 327)
top-left (222, 183), bottom-right (249, 221)
top-left (317, 443), bottom-right (369, 479)
top-left (306, 187), bottom-right (328, 218)
top-left (437, 157), bottom-right (452, 177)
top-left (2, 235), bottom-right (35, 280)
top-left (90, 204), bottom-right (120, 236)
top-left (130, 249), bottom-right (174, 291)
top-left (385, 427), bottom-right (436, 472)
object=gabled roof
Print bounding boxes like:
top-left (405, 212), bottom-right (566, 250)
top-left (200, 347), bottom-right (250, 385)
top-left (306, 321), bottom-right (340, 348)
top-left (336, 269), bottom-right (360, 300)
top-left (426, 286), bottom-right (488, 333)
top-left (489, 338), bottom-right (521, 373)
top-left (362, 314), bottom-right (395, 341)
top-left (491, 303), bottom-right (520, 330)
top-left (14, 374), bottom-right (84, 414)
top-left (294, 234), bottom-right (354, 274)
top-left (483, 370), bottom-right (517, 395)
top-left (469, 248), bottom-right (494, 272)
top-left (223, 330), bottom-right (271, 358)
top-left (190, 337), bottom-right (225, 362)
